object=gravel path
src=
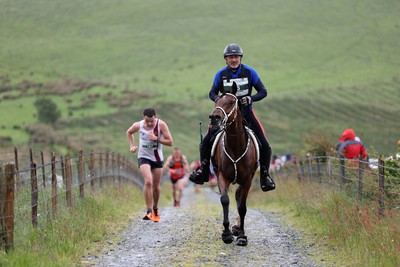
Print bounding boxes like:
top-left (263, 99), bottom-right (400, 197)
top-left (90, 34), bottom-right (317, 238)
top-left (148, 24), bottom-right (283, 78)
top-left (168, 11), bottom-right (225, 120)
top-left (85, 185), bottom-right (328, 267)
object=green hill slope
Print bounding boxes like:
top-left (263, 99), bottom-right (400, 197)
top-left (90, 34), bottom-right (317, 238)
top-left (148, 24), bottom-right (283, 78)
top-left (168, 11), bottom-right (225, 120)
top-left (1, 0), bottom-right (399, 160)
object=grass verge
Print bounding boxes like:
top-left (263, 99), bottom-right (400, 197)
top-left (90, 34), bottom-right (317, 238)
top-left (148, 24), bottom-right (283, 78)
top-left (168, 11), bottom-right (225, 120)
top-left (249, 177), bottom-right (400, 266)
top-left (0, 185), bottom-right (147, 267)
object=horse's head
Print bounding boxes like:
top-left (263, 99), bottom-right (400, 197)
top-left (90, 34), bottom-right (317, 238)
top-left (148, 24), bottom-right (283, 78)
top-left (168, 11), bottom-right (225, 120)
top-left (210, 82), bottom-right (239, 128)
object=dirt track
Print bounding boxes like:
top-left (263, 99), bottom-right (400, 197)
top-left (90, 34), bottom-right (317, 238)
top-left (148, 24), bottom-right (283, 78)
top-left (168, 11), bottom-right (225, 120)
top-left (85, 185), bottom-right (328, 267)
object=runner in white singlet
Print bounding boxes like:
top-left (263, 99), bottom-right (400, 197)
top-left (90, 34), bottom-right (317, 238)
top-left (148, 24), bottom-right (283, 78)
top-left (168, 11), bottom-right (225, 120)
top-left (138, 119), bottom-right (164, 162)
top-left (126, 108), bottom-right (173, 222)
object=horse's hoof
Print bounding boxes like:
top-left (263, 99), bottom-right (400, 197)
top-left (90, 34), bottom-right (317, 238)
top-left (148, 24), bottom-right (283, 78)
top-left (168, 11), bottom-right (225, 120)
top-left (236, 235), bottom-right (248, 246)
top-left (222, 230), bottom-right (234, 244)
top-left (232, 225), bottom-right (240, 236)
top-left (222, 235), bottom-right (234, 244)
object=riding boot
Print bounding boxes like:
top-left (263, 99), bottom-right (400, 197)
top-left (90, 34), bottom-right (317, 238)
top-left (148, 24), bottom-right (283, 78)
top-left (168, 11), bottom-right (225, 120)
top-left (189, 135), bottom-right (211, 185)
top-left (260, 165), bottom-right (276, 192)
top-left (260, 146), bottom-right (276, 192)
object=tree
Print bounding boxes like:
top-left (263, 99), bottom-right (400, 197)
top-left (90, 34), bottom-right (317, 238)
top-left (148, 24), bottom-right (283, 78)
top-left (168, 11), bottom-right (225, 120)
top-left (34, 98), bottom-right (61, 124)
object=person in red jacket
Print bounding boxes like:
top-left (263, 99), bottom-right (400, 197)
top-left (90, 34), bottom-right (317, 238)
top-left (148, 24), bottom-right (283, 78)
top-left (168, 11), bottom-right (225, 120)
top-left (336, 128), bottom-right (368, 166)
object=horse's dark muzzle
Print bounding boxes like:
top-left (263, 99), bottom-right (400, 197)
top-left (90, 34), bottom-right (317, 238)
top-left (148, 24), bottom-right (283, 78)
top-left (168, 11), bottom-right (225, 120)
top-left (209, 115), bottom-right (222, 127)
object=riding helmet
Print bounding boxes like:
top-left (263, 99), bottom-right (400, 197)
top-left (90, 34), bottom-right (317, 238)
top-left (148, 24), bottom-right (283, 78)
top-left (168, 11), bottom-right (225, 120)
top-left (223, 43), bottom-right (243, 58)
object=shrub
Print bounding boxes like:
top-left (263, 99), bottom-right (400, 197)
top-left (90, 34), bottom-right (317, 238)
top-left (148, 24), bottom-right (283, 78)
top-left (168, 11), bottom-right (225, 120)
top-left (383, 155), bottom-right (400, 202)
top-left (302, 128), bottom-right (335, 159)
top-left (34, 98), bottom-right (61, 124)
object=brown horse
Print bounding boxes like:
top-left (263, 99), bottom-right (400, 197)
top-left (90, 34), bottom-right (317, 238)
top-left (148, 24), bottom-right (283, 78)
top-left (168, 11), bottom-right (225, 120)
top-left (209, 82), bottom-right (259, 246)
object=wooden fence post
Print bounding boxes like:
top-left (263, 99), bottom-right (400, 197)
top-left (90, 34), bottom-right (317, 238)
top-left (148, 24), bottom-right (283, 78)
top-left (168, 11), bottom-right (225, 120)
top-left (29, 147), bottom-right (33, 165)
top-left (78, 150), bottom-right (85, 199)
top-left (41, 150), bottom-right (46, 188)
top-left (65, 154), bottom-right (72, 207)
top-left (298, 160), bottom-right (305, 182)
top-left (340, 156), bottom-right (345, 190)
top-left (30, 162), bottom-right (38, 228)
top-left (316, 155), bottom-right (322, 183)
top-left (51, 152), bottom-right (57, 219)
top-left (13, 146), bottom-right (19, 172)
top-left (357, 155), bottom-right (364, 201)
top-left (99, 152), bottom-right (103, 189)
top-left (117, 154), bottom-right (121, 185)
top-left (378, 156), bottom-right (385, 217)
top-left (105, 151), bottom-right (110, 187)
top-left (13, 147), bottom-right (20, 196)
top-left (89, 151), bottom-right (95, 193)
top-left (0, 163), bottom-right (15, 252)
top-left (327, 157), bottom-right (332, 182)
top-left (112, 152), bottom-right (116, 185)
top-left (307, 156), bottom-right (312, 182)
top-left (60, 155), bottom-right (65, 185)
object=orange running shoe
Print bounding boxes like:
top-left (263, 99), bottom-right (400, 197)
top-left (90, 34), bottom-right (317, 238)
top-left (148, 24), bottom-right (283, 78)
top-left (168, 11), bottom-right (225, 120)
top-left (151, 209), bottom-right (160, 222)
top-left (143, 211), bottom-right (152, 220)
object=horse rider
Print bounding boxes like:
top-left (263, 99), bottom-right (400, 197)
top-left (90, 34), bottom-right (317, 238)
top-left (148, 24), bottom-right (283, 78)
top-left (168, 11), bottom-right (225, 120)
top-left (189, 43), bottom-right (276, 192)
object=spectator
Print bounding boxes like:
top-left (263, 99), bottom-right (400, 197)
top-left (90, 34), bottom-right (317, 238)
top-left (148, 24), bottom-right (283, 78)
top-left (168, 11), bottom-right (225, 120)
top-left (336, 128), bottom-right (368, 166)
top-left (270, 154), bottom-right (282, 172)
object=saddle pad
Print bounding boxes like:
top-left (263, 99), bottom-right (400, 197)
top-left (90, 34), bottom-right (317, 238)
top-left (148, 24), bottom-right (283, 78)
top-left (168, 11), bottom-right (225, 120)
top-left (211, 127), bottom-right (259, 162)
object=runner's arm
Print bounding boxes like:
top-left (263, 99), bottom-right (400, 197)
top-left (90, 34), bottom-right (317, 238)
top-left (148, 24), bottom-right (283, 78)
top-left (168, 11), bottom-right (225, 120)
top-left (182, 155), bottom-right (190, 174)
top-left (158, 120), bottom-right (173, 146)
top-left (126, 122), bottom-right (140, 153)
top-left (163, 156), bottom-right (172, 172)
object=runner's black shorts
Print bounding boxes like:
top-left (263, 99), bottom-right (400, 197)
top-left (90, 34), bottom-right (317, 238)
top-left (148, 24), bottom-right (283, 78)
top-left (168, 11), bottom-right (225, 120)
top-left (170, 176), bottom-right (185, 184)
top-left (138, 157), bottom-right (163, 169)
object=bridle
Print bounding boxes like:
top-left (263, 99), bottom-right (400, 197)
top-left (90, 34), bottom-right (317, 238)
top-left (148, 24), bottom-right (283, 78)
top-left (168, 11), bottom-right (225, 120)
top-left (212, 93), bottom-right (238, 128)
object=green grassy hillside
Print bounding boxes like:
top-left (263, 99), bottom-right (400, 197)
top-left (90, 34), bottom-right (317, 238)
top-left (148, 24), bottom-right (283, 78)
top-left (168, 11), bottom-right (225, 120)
top-left (1, 0), bottom-right (399, 161)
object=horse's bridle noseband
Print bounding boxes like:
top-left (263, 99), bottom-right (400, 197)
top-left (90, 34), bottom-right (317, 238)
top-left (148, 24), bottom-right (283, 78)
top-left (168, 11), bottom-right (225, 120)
top-left (212, 93), bottom-right (238, 129)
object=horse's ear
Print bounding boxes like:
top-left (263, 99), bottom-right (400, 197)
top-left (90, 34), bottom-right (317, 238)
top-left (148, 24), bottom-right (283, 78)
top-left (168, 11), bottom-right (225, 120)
top-left (231, 81), bottom-right (238, 95)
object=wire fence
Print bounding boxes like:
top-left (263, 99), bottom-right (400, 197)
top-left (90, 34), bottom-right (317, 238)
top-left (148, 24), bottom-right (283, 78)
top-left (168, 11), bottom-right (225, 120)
top-left (273, 155), bottom-right (400, 215)
top-left (0, 146), bottom-right (142, 252)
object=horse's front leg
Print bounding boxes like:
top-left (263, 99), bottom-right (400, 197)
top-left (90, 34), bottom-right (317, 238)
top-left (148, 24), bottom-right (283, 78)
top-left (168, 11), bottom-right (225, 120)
top-left (220, 188), bottom-right (234, 244)
top-left (232, 187), bottom-right (242, 236)
top-left (235, 185), bottom-right (249, 246)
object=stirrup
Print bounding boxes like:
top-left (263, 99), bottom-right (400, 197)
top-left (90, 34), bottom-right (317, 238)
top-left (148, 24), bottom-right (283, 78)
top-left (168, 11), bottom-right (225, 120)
top-left (260, 171), bottom-right (275, 192)
top-left (189, 167), bottom-right (205, 185)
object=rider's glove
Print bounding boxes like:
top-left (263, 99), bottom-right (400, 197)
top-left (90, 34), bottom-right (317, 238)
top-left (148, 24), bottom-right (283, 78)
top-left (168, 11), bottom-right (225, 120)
top-left (240, 96), bottom-right (252, 106)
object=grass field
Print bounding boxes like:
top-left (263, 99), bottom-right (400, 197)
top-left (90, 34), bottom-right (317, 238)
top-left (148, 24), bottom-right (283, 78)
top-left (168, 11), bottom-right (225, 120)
top-left (1, 0), bottom-right (400, 161)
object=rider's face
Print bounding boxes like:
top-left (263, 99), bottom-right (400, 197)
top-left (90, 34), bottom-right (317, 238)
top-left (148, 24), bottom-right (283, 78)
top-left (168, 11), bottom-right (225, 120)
top-left (225, 55), bottom-right (241, 70)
